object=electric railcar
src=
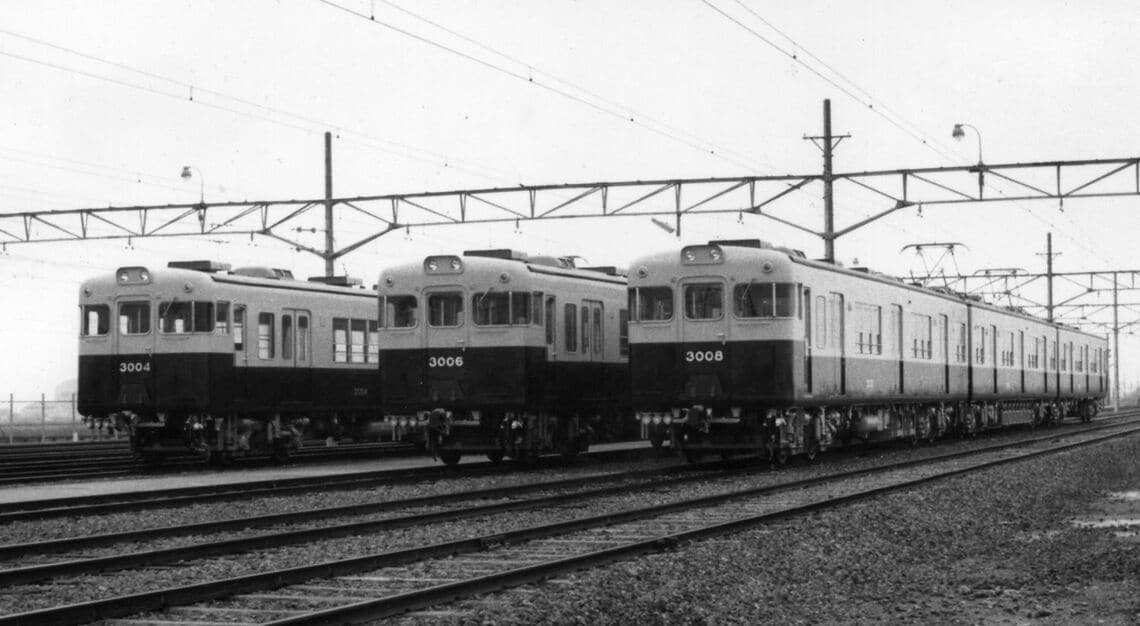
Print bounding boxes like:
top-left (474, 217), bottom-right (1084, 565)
top-left (78, 261), bottom-right (385, 463)
top-left (377, 249), bottom-right (632, 465)
top-left (628, 240), bottom-right (1108, 462)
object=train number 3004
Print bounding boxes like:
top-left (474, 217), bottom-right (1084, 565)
top-left (428, 356), bottom-right (464, 367)
top-left (119, 361), bottom-right (151, 373)
top-left (684, 350), bottom-right (724, 363)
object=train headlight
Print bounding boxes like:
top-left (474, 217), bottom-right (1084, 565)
top-left (118, 272), bottom-right (129, 283)
top-left (709, 248), bottom-right (722, 261)
top-left (684, 250), bottom-right (696, 262)
top-left (652, 416), bottom-right (662, 425)
top-left (427, 260), bottom-right (439, 271)
top-left (663, 416), bottom-right (672, 425)
top-left (450, 259), bottom-right (462, 270)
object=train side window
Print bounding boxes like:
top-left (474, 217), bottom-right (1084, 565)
top-left (160, 301), bottom-right (193, 334)
top-left (367, 320), bottom-right (379, 363)
top-left (216, 302), bottom-right (230, 334)
top-left (473, 292), bottom-right (511, 326)
top-left (382, 296), bottom-right (418, 328)
top-left (118, 302), bottom-right (150, 335)
top-left (192, 302), bottom-right (214, 333)
top-left (531, 292), bottom-right (544, 327)
top-left (81, 305), bottom-right (110, 337)
top-left (684, 283), bottom-right (723, 320)
top-left (635, 287), bottom-right (673, 321)
top-left (593, 307), bottom-right (603, 356)
top-left (565, 303), bottom-right (577, 352)
top-left (545, 297), bottom-right (555, 346)
top-left (814, 295), bottom-right (826, 349)
top-left (775, 283), bottom-right (795, 317)
top-left (297, 315), bottom-right (309, 362)
top-left (350, 319), bottom-right (367, 363)
top-left (333, 318), bottom-right (348, 363)
top-left (258, 313), bottom-right (275, 359)
top-left (282, 315), bottom-right (293, 361)
top-left (428, 293), bottom-right (464, 327)
top-left (619, 309), bottom-right (629, 357)
top-left (581, 306), bottom-right (589, 354)
top-left (233, 306), bottom-right (245, 351)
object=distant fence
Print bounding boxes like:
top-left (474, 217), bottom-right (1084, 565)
top-left (0, 394), bottom-right (121, 444)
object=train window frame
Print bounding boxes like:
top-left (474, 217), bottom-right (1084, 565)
top-left (258, 312), bottom-right (275, 360)
top-left (580, 305), bottom-right (589, 354)
top-left (333, 318), bottom-right (349, 363)
top-left (683, 282), bottom-right (723, 321)
top-left (350, 319), bottom-right (367, 363)
top-left (118, 301), bottom-right (151, 335)
top-left (81, 304), bottom-right (110, 337)
top-left (233, 306), bottom-right (246, 352)
top-left (282, 314), bottom-right (294, 361)
top-left (853, 302), bottom-right (883, 356)
top-left (631, 286), bottom-right (673, 322)
top-left (367, 320), bottom-right (379, 363)
top-left (531, 292), bottom-right (544, 327)
top-left (216, 301), bottom-right (230, 334)
top-left (619, 309), bottom-right (629, 357)
top-left (297, 315), bottom-right (309, 363)
top-left (381, 295), bottom-right (418, 329)
top-left (545, 296), bottom-right (555, 346)
top-left (427, 292), bottom-right (464, 328)
top-left (592, 306), bottom-right (603, 356)
top-left (814, 295), bottom-right (826, 349)
top-left (192, 302), bottom-right (214, 333)
top-left (159, 301), bottom-right (193, 334)
top-left (564, 303), bottom-right (578, 352)
top-left (732, 282), bottom-right (798, 319)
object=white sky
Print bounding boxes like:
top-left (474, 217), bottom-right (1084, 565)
top-left (1, 0), bottom-right (1138, 398)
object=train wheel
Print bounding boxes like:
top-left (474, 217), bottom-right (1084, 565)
top-left (486, 450), bottom-right (505, 464)
top-left (648, 427), bottom-right (666, 450)
top-left (439, 450), bottom-right (462, 467)
top-left (804, 441), bottom-right (820, 463)
top-left (773, 446), bottom-right (791, 466)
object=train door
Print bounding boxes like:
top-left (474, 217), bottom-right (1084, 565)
top-left (424, 288), bottom-right (468, 352)
top-left (803, 287), bottom-right (812, 394)
top-left (113, 297), bottom-right (156, 406)
top-left (280, 309), bottom-right (312, 404)
top-left (830, 292), bottom-right (846, 395)
top-left (581, 300), bottom-right (604, 362)
top-left (679, 279), bottom-right (728, 346)
top-left (544, 295), bottom-right (557, 360)
top-left (1019, 331), bottom-right (1025, 393)
top-left (941, 314), bottom-right (950, 394)
top-left (990, 324), bottom-right (998, 394)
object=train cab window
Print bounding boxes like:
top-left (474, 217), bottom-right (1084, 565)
top-left (631, 287), bottom-right (673, 321)
top-left (684, 283), bottom-right (723, 320)
top-left (511, 292), bottom-right (532, 325)
top-left (258, 313), bottom-right (275, 359)
top-left (565, 303), bottom-right (578, 352)
top-left (193, 302), bottom-right (214, 333)
top-left (381, 296), bottom-right (418, 328)
top-left (733, 282), bottom-right (797, 318)
top-left (545, 297), bottom-right (555, 346)
top-left (428, 293), bottom-right (464, 327)
top-left (233, 306), bottom-right (246, 351)
top-left (81, 305), bottom-right (110, 337)
top-left (118, 302), bottom-right (150, 335)
top-left (216, 302), bottom-right (230, 334)
top-left (474, 292), bottom-right (533, 326)
top-left (282, 315), bottom-right (293, 361)
top-left (593, 308), bottom-right (603, 356)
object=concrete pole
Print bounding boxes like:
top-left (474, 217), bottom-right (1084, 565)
top-left (822, 99), bottom-right (835, 263)
top-left (1045, 232), bottom-right (1054, 322)
top-left (324, 131), bottom-right (334, 277)
top-left (1113, 271), bottom-right (1120, 411)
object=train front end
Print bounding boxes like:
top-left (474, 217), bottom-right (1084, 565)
top-left (629, 241), bottom-right (806, 461)
top-left (78, 263), bottom-right (234, 461)
top-left (378, 250), bottom-right (581, 466)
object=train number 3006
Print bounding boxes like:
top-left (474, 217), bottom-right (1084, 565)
top-left (119, 361), bottom-right (151, 373)
top-left (684, 350), bottom-right (724, 363)
top-left (428, 356), bottom-right (464, 367)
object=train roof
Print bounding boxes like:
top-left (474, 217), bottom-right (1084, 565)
top-left (80, 261), bottom-right (374, 299)
top-left (630, 240), bottom-right (1105, 341)
top-left (379, 249), bottom-right (627, 288)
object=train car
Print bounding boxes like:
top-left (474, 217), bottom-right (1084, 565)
top-left (78, 261), bottom-right (385, 463)
top-left (627, 240), bottom-right (1107, 462)
top-left (377, 249), bottom-right (631, 465)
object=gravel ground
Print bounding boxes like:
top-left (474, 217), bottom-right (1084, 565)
top-left (429, 433), bottom-right (1140, 625)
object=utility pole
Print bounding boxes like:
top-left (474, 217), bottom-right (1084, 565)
top-left (1113, 271), bottom-right (1120, 411)
top-left (324, 131), bottom-right (334, 277)
top-left (804, 99), bottom-right (849, 263)
top-left (1045, 233), bottom-right (1054, 322)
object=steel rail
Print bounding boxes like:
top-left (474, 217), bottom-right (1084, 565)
top-left (3, 419), bottom-right (1135, 626)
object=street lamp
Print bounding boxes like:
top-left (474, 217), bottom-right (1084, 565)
top-left (951, 123), bottom-right (983, 165)
top-left (180, 165), bottom-right (204, 204)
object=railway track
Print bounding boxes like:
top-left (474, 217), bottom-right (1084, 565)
top-left (0, 415), bottom-right (1135, 625)
top-left (0, 440), bottom-right (418, 486)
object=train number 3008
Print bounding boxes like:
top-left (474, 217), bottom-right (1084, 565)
top-left (119, 361), bottom-right (151, 373)
top-left (684, 350), bottom-right (724, 363)
top-left (428, 356), bottom-right (464, 367)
